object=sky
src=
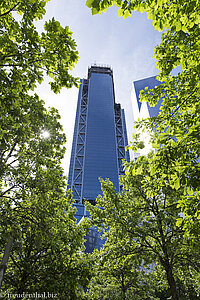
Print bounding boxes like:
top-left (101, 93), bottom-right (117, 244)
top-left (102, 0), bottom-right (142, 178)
top-left (35, 0), bottom-right (162, 174)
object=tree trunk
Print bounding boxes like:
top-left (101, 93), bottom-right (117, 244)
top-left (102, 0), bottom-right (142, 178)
top-left (0, 237), bottom-right (13, 289)
top-left (165, 262), bottom-right (179, 300)
top-left (121, 271), bottom-right (127, 300)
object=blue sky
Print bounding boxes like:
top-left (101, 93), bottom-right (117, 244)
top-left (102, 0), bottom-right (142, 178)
top-left (35, 0), bottom-right (162, 173)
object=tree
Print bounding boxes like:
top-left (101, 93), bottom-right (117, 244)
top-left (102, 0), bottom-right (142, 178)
top-left (0, 0), bottom-right (79, 94)
top-left (1, 190), bottom-right (91, 298)
top-left (0, 0), bottom-right (79, 209)
top-left (86, 249), bottom-right (158, 300)
top-left (86, 155), bottom-right (200, 300)
top-left (0, 94), bottom-right (92, 295)
top-left (86, 0), bottom-right (200, 232)
top-left (0, 0), bottom-right (92, 294)
top-left (85, 0), bottom-right (200, 297)
top-left (86, 0), bottom-right (199, 33)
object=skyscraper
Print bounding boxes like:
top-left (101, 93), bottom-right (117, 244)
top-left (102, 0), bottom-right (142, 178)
top-left (68, 65), bottom-right (130, 251)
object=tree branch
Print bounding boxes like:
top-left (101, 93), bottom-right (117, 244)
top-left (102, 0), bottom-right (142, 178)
top-left (0, 2), bottom-right (21, 18)
top-left (171, 87), bottom-right (197, 117)
top-left (10, 254), bottom-right (22, 272)
top-left (4, 141), bottom-right (18, 164)
top-left (0, 185), bottom-right (17, 197)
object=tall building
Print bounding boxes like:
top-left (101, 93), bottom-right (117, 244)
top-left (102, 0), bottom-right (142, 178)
top-left (68, 65), bottom-right (130, 252)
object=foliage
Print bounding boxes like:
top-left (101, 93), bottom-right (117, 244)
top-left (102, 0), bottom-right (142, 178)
top-left (86, 0), bottom-right (200, 34)
top-left (0, 0), bottom-right (79, 94)
top-left (85, 0), bottom-right (200, 298)
top-left (86, 156), bottom-right (200, 299)
top-left (86, 0), bottom-right (200, 243)
top-left (0, 0), bottom-right (91, 295)
top-left (0, 91), bottom-right (91, 295)
top-left (2, 192), bottom-right (91, 299)
top-left (86, 250), bottom-right (158, 299)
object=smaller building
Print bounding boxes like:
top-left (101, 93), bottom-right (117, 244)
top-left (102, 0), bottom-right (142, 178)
top-left (131, 76), bottom-right (162, 157)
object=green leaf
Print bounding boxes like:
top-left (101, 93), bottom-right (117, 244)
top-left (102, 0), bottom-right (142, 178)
top-left (86, 0), bottom-right (95, 8)
top-left (174, 177), bottom-right (180, 190)
top-left (118, 7), bottom-right (123, 17)
top-left (175, 21), bottom-right (182, 31)
top-left (92, 7), bottom-right (99, 15)
top-left (176, 218), bottom-right (183, 227)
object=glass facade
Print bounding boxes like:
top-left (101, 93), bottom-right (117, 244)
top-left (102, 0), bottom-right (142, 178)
top-left (68, 65), bottom-right (130, 252)
top-left (82, 71), bottom-right (119, 200)
top-left (133, 75), bottom-right (162, 118)
top-left (68, 66), bottom-right (129, 203)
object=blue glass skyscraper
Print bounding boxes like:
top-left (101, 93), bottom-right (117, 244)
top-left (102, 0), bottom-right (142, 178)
top-left (68, 65), bottom-right (130, 251)
top-left (68, 65), bottom-right (129, 203)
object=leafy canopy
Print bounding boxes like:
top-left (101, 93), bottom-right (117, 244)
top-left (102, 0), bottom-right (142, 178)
top-left (85, 0), bottom-right (200, 298)
top-left (86, 156), bottom-right (200, 299)
top-left (0, 0), bottom-right (79, 94)
top-left (86, 0), bottom-right (200, 33)
top-left (86, 0), bottom-right (200, 230)
top-left (0, 0), bottom-right (92, 294)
